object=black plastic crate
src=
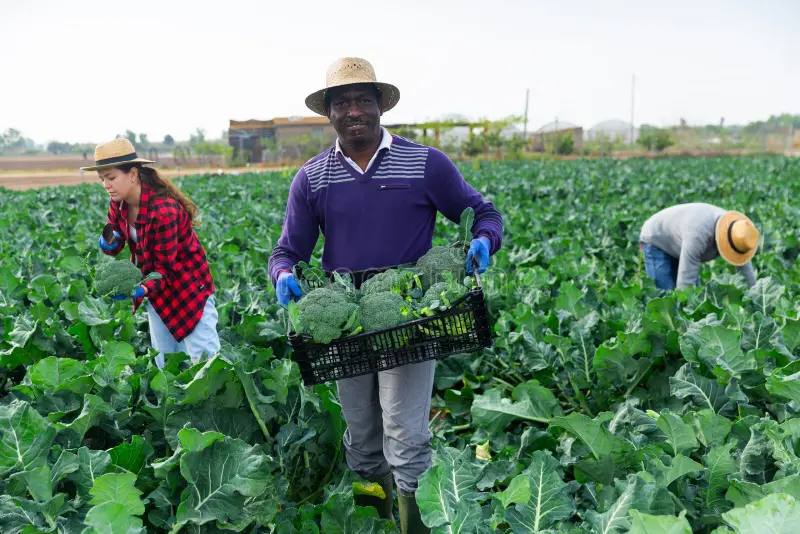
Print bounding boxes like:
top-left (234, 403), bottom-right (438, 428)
top-left (288, 285), bottom-right (493, 386)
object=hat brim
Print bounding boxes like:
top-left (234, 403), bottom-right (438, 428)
top-left (715, 210), bottom-right (758, 266)
top-left (80, 158), bottom-right (155, 172)
top-left (305, 81), bottom-right (400, 116)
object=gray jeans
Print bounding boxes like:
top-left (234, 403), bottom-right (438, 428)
top-left (337, 360), bottom-right (436, 494)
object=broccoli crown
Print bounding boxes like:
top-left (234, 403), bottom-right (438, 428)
top-left (359, 291), bottom-right (412, 333)
top-left (420, 282), bottom-right (448, 309)
top-left (416, 246), bottom-right (466, 290)
top-left (297, 288), bottom-right (361, 344)
top-left (94, 261), bottom-right (142, 296)
top-left (361, 268), bottom-right (416, 297)
top-left (420, 280), bottom-right (466, 308)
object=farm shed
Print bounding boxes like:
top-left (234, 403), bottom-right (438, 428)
top-left (529, 122), bottom-right (584, 153)
top-left (228, 117), bottom-right (336, 163)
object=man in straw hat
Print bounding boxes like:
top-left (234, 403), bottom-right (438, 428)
top-left (268, 57), bottom-right (504, 532)
top-left (638, 202), bottom-right (760, 290)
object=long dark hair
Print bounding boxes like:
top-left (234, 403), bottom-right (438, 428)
top-left (117, 163), bottom-right (200, 226)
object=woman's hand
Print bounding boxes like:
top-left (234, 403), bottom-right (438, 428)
top-left (99, 231), bottom-right (120, 251)
top-left (112, 285), bottom-right (146, 300)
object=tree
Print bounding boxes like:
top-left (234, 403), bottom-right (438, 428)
top-left (388, 127), bottom-right (419, 141)
top-left (638, 126), bottom-right (675, 152)
top-left (47, 141), bottom-right (69, 154)
top-left (163, 135), bottom-right (175, 146)
top-left (462, 134), bottom-right (484, 157)
top-left (279, 134), bottom-right (331, 161)
top-left (0, 128), bottom-right (33, 155)
top-left (556, 132), bottom-right (574, 155)
top-left (189, 128), bottom-right (206, 146)
top-left (505, 134), bottom-right (527, 159)
top-left (124, 130), bottom-right (137, 145)
top-left (3, 129), bottom-right (24, 148)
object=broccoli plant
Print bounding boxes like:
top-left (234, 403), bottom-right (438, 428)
top-left (333, 271), bottom-right (362, 302)
top-left (93, 260), bottom-right (162, 297)
top-left (415, 207), bottom-right (475, 290)
top-left (360, 268), bottom-right (421, 299)
top-left (415, 246), bottom-right (466, 291)
top-left (289, 288), bottom-right (362, 344)
top-left (292, 261), bottom-right (328, 294)
top-left (359, 291), bottom-right (413, 349)
top-left (414, 272), bottom-right (473, 336)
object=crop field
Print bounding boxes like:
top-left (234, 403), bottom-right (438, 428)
top-left (0, 156), bottom-right (799, 533)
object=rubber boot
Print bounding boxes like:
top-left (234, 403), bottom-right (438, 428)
top-left (398, 490), bottom-right (430, 534)
top-left (354, 471), bottom-right (395, 523)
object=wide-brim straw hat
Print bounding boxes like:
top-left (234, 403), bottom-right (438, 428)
top-left (305, 57), bottom-right (400, 116)
top-left (715, 210), bottom-right (760, 266)
top-left (80, 138), bottom-right (155, 171)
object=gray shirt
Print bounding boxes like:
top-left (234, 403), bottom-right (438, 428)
top-left (639, 202), bottom-right (757, 289)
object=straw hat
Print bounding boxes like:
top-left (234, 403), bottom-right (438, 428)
top-left (715, 211), bottom-right (759, 266)
top-left (305, 57), bottom-right (400, 116)
top-left (80, 138), bottom-right (155, 171)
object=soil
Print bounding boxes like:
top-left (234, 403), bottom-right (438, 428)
top-left (0, 167), bottom-right (287, 191)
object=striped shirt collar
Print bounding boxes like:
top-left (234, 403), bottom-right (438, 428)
top-left (335, 126), bottom-right (393, 174)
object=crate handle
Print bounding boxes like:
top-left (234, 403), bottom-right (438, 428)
top-left (471, 258), bottom-right (482, 290)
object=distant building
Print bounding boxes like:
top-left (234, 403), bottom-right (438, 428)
top-left (228, 116), bottom-right (336, 163)
top-left (587, 119), bottom-right (639, 144)
top-left (529, 122), bottom-right (584, 153)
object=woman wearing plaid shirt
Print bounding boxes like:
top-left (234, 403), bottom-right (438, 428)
top-left (83, 139), bottom-right (220, 368)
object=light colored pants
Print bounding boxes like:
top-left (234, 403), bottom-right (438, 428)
top-left (337, 359), bottom-right (436, 495)
top-left (148, 295), bottom-right (221, 368)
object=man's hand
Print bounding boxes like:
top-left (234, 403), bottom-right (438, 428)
top-left (99, 231), bottom-right (120, 251)
top-left (466, 236), bottom-right (490, 275)
top-left (277, 271), bottom-right (303, 307)
top-left (112, 286), bottom-right (145, 300)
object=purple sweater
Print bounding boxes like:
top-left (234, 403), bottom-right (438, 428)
top-left (268, 135), bottom-right (504, 284)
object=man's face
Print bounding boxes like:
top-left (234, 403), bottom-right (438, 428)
top-left (327, 83), bottom-right (382, 150)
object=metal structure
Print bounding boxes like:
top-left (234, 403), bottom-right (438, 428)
top-left (586, 120), bottom-right (639, 143)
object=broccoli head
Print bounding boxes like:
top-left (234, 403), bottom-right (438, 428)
top-left (359, 291), bottom-right (414, 349)
top-left (360, 268), bottom-right (418, 298)
top-left (296, 288), bottom-right (362, 344)
top-left (416, 246), bottom-right (466, 291)
top-left (419, 278), bottom-right (468, 311)
top-left (93, 261), bottom-right (149, 296)
top-left (360, 291), bottom-right (412, 332)
top-left (414, 273), bottom-right (472, 336)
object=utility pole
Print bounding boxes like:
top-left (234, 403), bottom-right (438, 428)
top-left (523, 88), bottom-right (530, 138)
top-left (630, 74), bottom-right (636, 145)
top-left (554, 116), bottom-right (559, 154)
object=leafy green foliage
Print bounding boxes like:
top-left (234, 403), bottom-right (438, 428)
top-left (0, 157), bottom-right (799, 532)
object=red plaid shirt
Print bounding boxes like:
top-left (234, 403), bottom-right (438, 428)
top-left (101, 183), bottom-right (215, 342)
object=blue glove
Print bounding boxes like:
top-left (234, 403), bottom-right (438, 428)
top-left (466, 237), bottom-right (491, 275)
top-left (112, 286), bottom-right (145, 300)
top-left (99, 231), bottom-right (120, 251)
top-left (277, 271), bottom-right (302, 307)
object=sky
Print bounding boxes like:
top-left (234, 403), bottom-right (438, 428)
top-left (1, 0), bottom-right (798, 144)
